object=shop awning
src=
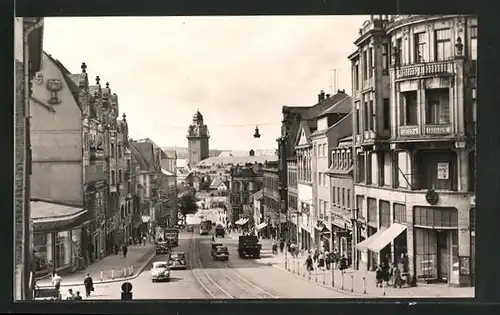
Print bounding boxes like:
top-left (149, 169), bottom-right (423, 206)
top-left (235, 218), bottom-right (249, 225)
top-left (31, 200), bottom-right (87, 231)
top-left (141, 215), bottom-right (151, 223)
top-left (314, 223), bottom-right (330, 233)
top-left (366, 223), bottom-right (407, 252)
top-left (256, 222), bottom-right (267, 230)
top-left (355, 227), bottom-right (387, 251)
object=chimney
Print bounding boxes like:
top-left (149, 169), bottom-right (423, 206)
top-left (249, 149), bottom-right (255, 156)
top-left (337, 89), bottom-right (341, 94)
top-left (318, 90), bottom-right (326, 103)
top-left (326, 93), bottom-right (331, 99)
top-left (342, 89), bottom-right (345, 93)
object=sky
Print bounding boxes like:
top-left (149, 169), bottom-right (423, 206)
top-left (43, 16), bottom-right (368, 151)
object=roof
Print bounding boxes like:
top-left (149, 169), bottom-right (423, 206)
top-left (294, 120), bottom-right (312, 148)
top-left (31, 200), bottom-right (86, 222)
top-left (197, 155), bottom-right (278, 167)
top-left (43, 52), bottom-right (82, 111)
top-left (163, 149), bottom-right (177, 159)
top-left (317, 95), bottom-right (352, 117)
top-left (161, 168), bottom-right (175, 176)
top-left (130, 143), bottom-right (149, 171)
top-left (210, 178), bottom-right (225, 188)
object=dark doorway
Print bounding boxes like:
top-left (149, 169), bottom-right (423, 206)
top-left (436, 230), bottom-right (449, 282)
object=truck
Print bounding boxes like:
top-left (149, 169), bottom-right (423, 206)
top-left (237, 235), bottom-right (261, 258)
top-left (215, 224), bottom-right (225, 238)
top-left (199, 220), bottom-right (212, 235)
top-left (164, 228), bottom-right (179, 247)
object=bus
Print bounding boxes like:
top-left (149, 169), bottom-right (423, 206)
top-left (199, 220), bottom-right (212, 235)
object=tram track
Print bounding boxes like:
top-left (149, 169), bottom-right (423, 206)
top-left (189, 234), bottom-right (277, 299)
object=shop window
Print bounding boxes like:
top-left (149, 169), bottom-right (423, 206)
top-left (71, 229), bottom-right (83, 264)
top-left (426, 88), bottom-right (450, 124)
top-left (413, 206), bottom-right (458, 227)
top-left (401, 91), bottom-right (418, 125)
top-left (379, 200), bottom-right (391, 228)
top-left (367, 197), bottom-right (377, 226)
top-left (393, 203), bottom-right (407, 223)
top-left (55, 231), bottom-right (71, 269)
top-left (415, 228), bottom-right (438, 280)
top-left (34, 233), bottom-right (49, 272)
top-left (417, 150), bottom-right (457, 191)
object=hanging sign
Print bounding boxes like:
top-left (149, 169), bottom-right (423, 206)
top-left (437, 162), bottom-right (449, 180)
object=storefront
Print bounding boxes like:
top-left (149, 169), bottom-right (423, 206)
top-left (331, 212), bottom-right (353, 262)
top-left (31, 200), bottom-right (88, 276)
top-left (413, 206), bottom-right (459, 284)
top-left (314, 221), bottom-right (330, 252)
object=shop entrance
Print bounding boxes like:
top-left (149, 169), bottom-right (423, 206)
top-left (437, 231), bottom-right (449, 282)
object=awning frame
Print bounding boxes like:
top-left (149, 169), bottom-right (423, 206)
top-left (366, 223), bottom-right (407, 253)
top-left (355, 227), bottom-right (387, 251)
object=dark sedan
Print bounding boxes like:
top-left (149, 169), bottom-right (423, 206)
top-left (169, 252), bottom-right (187, 270)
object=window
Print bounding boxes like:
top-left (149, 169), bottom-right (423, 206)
top-left (395, 38), bottom-right (403, 66)
top-left (435, 29), bottom-right (452, 61)
top-left (414, 32), bottom-right (427, 63)
top-left (111, 170), bottom-right (116, 185)
top-left (347, 189), bottom-right (351, 208)
top-left (413, 206), bottom-right (458, 227)
top-left (118, 170), bottom-right (122, 184)
top-left (383, 98), bottom-right (390, 131)
top-left (341, 188), bottom-right (345, 207)
top-left (355, 102), bottom-right (362, 135)
top-left (357, 153), bottom-right (365, 183)
top-left (364, 100), bottom-right (370, 130)
top-left (322, 144), bottom-right (326, 157)
top-left (368, 47), bottom-right (373, 78)
top-left (426, 88), bottom-right (450, 124)
top-left (332, 186), bottom-right (336, 205)
top-left (367, 197), bottom-right (377, 225)
top-left (111, 143), bottom-right (115, 158)
top-left (337, 187), bottom-right (340, 204)
top-left (379, 200), bottom-right (391, 228)
top-left (472, 88), bottom-right (477, 134)
top-left (318, 172), bottom-right (323, 186)
top-left (379, 153), bottom-right (385, 186)
top-left (370, 100), bottom-right (375, 132)
top-left (363, 50), bottom-right (368, 80)
top-left (382, 44), bottom-right (389, 74)
top-left (354, 64), bottom-right (360, 90)
top-left (401, 91), bottom-right (418, 125)
top-left (470, 26), bottom-right (477, 60)
top-left (391, 203), bottom-right (406, 224)
top-left (418, 150), bottom-right (457, 190)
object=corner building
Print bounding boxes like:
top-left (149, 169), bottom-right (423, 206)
top-left (349, 15), bottom-right (476, 287)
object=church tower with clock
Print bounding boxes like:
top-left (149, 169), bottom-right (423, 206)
top-left (186, 110), bottom-right (210, 168)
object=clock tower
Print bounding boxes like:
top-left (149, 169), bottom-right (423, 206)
top-left (187, 110), bottom-right (210, 168)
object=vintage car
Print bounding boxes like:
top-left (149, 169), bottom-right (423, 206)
top-left (212, 246), bottom-right (229, 260)
top-left (150, 261), bottom-right (170, 282)
top-left (169, 252), bottom-right (187, 270)
top-left (186, 226), bottom-right (194, 232)
top-left (156, 241), bottom-right (169, 255)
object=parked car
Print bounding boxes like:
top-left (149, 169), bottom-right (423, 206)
top-left (169, 252), bottom-right (187, 270)
top-left (150, 261), bottom-right (170, 282)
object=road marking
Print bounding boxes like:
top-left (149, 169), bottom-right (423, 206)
top-left (224, 268), bottom-right (278, 298)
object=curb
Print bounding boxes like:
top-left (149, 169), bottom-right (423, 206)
top-left (36, 248), bottom-right (157, 289)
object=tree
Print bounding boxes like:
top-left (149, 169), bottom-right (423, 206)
top-left (178, 193), bottom-right (198, 220)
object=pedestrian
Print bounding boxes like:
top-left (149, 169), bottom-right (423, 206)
top-left (66, 288), bottom-right (75, 300)
top-left (313, 247), bottom-right (319, 263)
top-left (74, 291), bottom-right (83, 300)
top-left (272, 240), bottom-right (278, 255)
top-left (143, 235), bottom-right (147, 246)
top-left (339, 254), bottom-right (348, 272)
top-left (52, 272), bottom-right (62, 293)
top-left (304, 254), bottom-right (314, 273)
top-left (279, 238), bottom-right (284, 253)
top-left (325, 250), bottom-right (331, 270)
top-left (84, 273), bottom-right (94, 297)
top-left (318, 251), bottom-right (325, 270)
top-left (113, 244), bottom-right (119, 255)
top-left (375, 265), bottom-right (384, 287)
top-left (122, 244), bottom-right (128, 258)
top-left (392, 263), bottom-right (402, 288)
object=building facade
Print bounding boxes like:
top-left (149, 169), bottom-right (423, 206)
top-left (229, 163), bottom-right (265, 225)
top-left (14, 17), bottom-right (44, 300)
top-left (286, 158), bottom-right (299, 244)
top-left (326, 136), bottom-right (355, 263)
top-left (310, 91), bottom-right (352, 251)
top-left (262, 161), bottom-right (284, 239)
top-left (187, 110), bottom-right (210, 168)
top-left (161, 149), bottom-right (178, 226)
top-left (349, 15), bottom-right (476, 287)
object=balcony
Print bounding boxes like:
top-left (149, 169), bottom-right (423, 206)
top-left (395, 60), bottom-right (454, 81)
top-left (424, 124), bottom-right (452, 136)
top-left (89, 148), bottom-right (104, 161)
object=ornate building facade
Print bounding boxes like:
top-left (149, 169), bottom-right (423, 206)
top-left (187, 110), bottom-right (210, 168)
top-left (349, 15), bottom-right (476, 287)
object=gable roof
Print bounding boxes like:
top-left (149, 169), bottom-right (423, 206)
top-left (210, 178), bottom-right (225, 188)
top-left (317, 95), bottom-right (352, 118)
top-left (43, 51), bottom-right (82, 111)
top-left (294, 120), bottom-right (312, 148)
top-left (163, 149), bottom-right (177, 159)
top-left (130, 142), bottom-right (152, 171)
top-left (136, 138), bottom-right (167, 159)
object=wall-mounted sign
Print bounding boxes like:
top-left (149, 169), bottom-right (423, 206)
top-left (46, 79), bottom-right (62, 105)
top-left (437, 162), bottom-right (449, 180)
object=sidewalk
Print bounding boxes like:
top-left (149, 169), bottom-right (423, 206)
top-left (280, 256), bottom-right (474, 298)
top-left (36, 244), bottom-right (156, 288)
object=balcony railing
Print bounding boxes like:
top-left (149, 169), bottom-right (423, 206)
top-left (424, 124), bottom-right (452, 135)
top-left (396, 60), bottom-right (454, 80)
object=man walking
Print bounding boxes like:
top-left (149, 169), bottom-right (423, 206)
top-left (84, 273), bottom-right (94, 297)
top-left (122, 244), bottom-right (128, 258)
